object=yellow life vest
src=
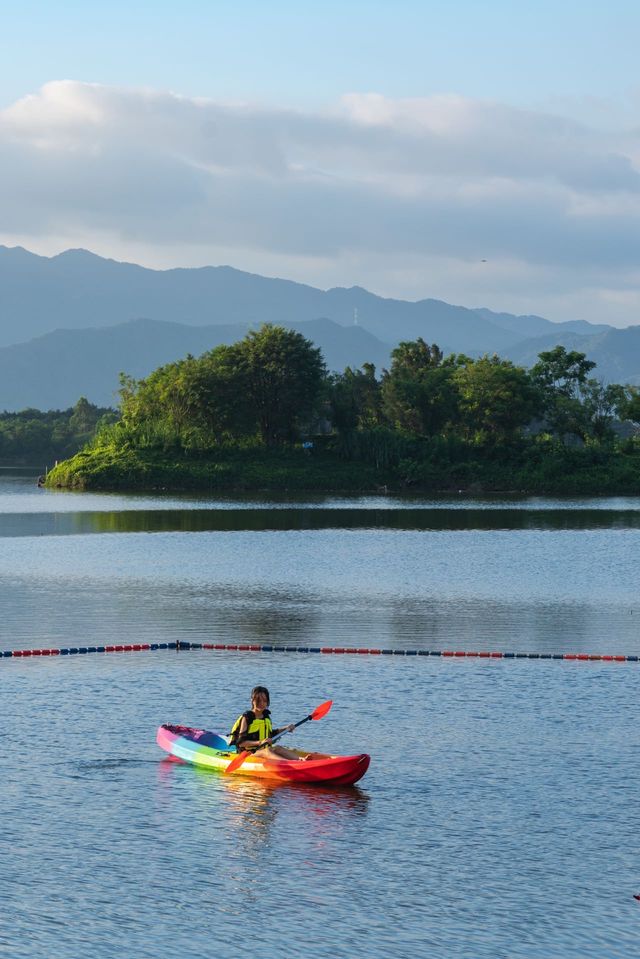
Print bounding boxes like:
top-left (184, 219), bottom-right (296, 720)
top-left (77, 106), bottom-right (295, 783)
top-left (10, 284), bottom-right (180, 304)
top-left (229, 710), bottom-right (273, 748)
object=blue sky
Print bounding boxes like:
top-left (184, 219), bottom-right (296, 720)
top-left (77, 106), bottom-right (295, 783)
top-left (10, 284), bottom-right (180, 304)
top-left (3, 1), bottom-right (638, 110)
top-left (1, 1), bottom-right (639, 325)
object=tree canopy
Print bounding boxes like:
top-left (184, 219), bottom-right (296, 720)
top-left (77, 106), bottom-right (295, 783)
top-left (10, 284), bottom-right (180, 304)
top-left (381, 338), bottom-right (461, 437)
top-left (118, 324), bottom-right (326, 449)
top-left (109, 329), bottom-right (639, 454)
top-left (239, 325), bottom-right (327, 446)
top-left (0, 398), bottom-right (115, 465)
top-left (7, 326), bottom-right (640, 480)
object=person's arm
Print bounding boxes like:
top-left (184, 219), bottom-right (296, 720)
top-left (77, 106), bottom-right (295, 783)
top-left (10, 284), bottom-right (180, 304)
top-left (239, 723), bottom-right (295, 749)
top-left (236, 717), bottom-right (274, 751)
top-left (272, 723), bottom-right (295, 736)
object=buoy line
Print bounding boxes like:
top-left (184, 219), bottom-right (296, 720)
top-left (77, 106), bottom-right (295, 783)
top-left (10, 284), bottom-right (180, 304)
top-left (1, 642), bottom-right (638, 662)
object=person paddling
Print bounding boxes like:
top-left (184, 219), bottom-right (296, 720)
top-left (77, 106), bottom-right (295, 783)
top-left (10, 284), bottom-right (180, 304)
top-left (229, 686), bottom-right (305, 760)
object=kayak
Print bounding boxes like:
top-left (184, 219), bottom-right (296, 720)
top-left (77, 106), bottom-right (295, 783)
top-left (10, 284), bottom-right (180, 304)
top-left (156, 724), bottom-right (370, 785)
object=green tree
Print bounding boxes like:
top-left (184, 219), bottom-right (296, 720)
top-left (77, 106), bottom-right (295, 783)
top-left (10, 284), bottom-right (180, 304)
top-left (6, 419), bottom-right (50, 459)
top-left (117, 325), bottom-right (325, 449)
top-left (578, 379), bottom-right (628, 443)
top-left (617, 386), bottom-right (640, 426)
top-left (119, 349), bottom-right (251, 447)
top-left (329, 363), bottom-right (382, 434)
top-left (381, 338), bottom-right (460, 436)
top-left (68, 397), bottom-right (102, 442)
top-left (236, 325), bottom-right (327, 446)
top-left (531, 346), bottom-right (596, 441)
top-left (51, 419), bottom-right (72, 450)
top-left (454, 355), bottom-right (539, 443)
top-left (0, 404), bottom-right (116, 466)
top-left (182, 345), bottom-right (254, 442)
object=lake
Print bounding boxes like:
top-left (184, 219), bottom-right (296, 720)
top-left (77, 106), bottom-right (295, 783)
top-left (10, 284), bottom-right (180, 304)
top-left (1, 475), bottom-right (639, 958)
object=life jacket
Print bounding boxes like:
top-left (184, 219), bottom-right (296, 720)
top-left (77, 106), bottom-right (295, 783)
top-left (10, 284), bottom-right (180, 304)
top-left (229, 709), bottom-right (273, 749)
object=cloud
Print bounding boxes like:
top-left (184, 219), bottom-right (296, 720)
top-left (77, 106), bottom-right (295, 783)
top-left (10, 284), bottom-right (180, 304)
top-left (1, 81), bottom-right (639, 323)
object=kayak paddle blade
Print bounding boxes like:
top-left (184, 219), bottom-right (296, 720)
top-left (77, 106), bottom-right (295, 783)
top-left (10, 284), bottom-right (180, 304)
top-left (224, 750), bottom-right (251, 774)
top-left (311, 700), bottom-right (333, 721)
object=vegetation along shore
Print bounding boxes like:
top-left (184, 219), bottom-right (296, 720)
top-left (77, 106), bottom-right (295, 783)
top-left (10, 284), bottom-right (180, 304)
top-left (34, 324), bottom-right (640, 494)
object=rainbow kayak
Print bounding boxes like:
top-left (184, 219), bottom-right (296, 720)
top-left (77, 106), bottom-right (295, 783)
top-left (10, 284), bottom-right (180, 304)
top-left (156, 724), bottom-right (370, 785)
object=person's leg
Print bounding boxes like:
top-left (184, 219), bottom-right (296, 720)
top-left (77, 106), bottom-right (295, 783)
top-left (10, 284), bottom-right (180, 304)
top-left (268, 746), bottom-right (330, 761)
top-left (254, 744), bottom-right (305, 761)
top-left (268, 745), bottom-right (303, 760)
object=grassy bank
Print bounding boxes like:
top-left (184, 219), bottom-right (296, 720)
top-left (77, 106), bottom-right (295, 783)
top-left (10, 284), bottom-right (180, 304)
top-left (44, 444), bottom-right (393, 492)
top-left (44, 440), bottom-right (640, 495)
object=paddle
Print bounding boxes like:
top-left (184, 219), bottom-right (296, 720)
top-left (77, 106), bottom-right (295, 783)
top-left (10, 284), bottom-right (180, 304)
top-left (224, 700), bottom-right (333, 774)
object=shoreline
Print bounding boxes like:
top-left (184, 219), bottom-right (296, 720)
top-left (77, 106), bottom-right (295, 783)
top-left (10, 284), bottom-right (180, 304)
top-left (43, 444), bottom-right (640, 497)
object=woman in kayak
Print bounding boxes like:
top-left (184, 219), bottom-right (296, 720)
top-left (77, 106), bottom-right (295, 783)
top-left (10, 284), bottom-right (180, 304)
top-left (230, 686), bottom-right (306, 760)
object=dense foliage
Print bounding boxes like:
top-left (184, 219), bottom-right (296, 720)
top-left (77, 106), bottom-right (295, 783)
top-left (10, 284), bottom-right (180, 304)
top-left (0, 398), bottom-right (116, 466)
top-left (332, 341), bottom-right (639, 444)
top-left (42, 326), bottom-right (640, 492)
top-left (117, 324), bottom-right (326, 449)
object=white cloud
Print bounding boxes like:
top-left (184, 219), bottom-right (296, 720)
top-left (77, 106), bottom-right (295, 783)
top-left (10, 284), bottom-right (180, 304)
top-left (1, 80), bottom-right (639, 325)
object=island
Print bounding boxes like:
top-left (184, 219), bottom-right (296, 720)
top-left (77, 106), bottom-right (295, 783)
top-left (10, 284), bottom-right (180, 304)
top-left (41, 325), bottom-right (640, 495)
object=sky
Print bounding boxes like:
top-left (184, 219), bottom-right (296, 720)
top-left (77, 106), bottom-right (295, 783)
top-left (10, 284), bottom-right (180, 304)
top-left (1, 0), bottom-right (639, 326)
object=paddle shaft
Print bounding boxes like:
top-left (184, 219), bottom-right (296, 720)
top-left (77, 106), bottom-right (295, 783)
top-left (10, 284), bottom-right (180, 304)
top-left (269, 713), bottom-right (313, 747)
top-left (223, 719), bottom-right (308, 774)
top-left (224, 700), bottom-right (332, 774)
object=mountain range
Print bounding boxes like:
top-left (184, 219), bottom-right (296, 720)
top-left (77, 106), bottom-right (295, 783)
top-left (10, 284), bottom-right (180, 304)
top-left (0, 246), bottom-right (637, 410)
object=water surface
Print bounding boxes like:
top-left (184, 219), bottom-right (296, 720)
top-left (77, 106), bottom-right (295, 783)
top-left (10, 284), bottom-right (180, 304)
top-left (2, 652), bottom-right (639, 959)
top-left (1, 476), bottom-right (639, 957)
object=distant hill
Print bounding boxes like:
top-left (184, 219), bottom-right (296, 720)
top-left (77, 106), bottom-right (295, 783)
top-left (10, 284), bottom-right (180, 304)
top-left (0, 317), bottom-right (392, 410)
top-left (0, 245), bottom-right (611, 353)
top-left (2, 245), bottom-right (637, 411)
top-left (507, 325), bottom-right (640, 386)
top-left (472, 307), bottom-right (609, 339)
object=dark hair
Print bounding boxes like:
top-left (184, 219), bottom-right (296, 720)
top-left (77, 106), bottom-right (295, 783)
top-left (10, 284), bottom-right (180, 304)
top-left (251, 686), bottom-right (270, 706)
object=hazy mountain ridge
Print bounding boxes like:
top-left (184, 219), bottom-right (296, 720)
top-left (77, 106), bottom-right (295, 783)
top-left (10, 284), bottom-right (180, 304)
top-left (0, 245), bottom-right (611, 352)
top-left (472, 307), bottom-right (611, 338)
top-left (1, 245), bottom-right (636, 410)
top-left (0, 317), bottom-right (393, 410)
top-left (506, 325), bottom-right (640, 386)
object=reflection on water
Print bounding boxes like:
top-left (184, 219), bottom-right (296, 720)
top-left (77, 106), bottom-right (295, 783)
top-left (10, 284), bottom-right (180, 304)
top-left (158, 756), bottom-right (370, 822)
top-left (156, 751), bottom-right (370, 904)
top-left (4, 474), bottom-right (640, 514)
top-left (2, 520), bottom-right (639, 653)
top-left (4, 506), bottom-right (640, 536)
